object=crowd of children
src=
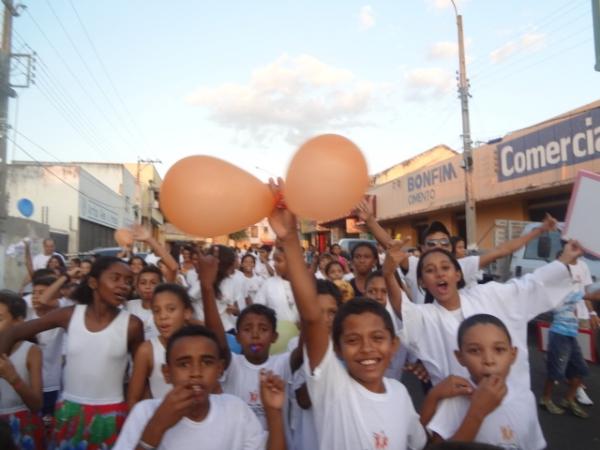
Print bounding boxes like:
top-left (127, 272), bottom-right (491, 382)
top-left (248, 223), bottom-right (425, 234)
top-left (0, 182), bottom-right (597, 449)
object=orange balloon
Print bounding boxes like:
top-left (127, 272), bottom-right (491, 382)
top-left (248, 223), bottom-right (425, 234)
top-left (160, 156), bottom-right (275, 237)
top-left (114, 228), bottom-right (133, 248)
top-left (284, 134), bottom-right (369, 221)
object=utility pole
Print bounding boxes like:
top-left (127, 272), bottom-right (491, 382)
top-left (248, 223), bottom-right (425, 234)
top-left (0, 0), bottom-right (20, 287)
top-left (451, 0), bottom-right (477, 250)
top-left (593, 0), bottom-right (600, 71)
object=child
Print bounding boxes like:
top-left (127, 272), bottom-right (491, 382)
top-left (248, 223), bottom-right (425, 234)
top-left (197, 254), bottom-right (300, 431)
top-left (29, 275), bottom-right (68, 421)
top-left (324, 260), bottom-right (345, 282)
top-left (343, 242), bottom-right (379, 297)
top-left (128, 283), bottom-right (194, 408)
top-left (254, 247), bottom-right (299, 324)
top-left (0, 290), bottom-right (44, 450)
top-left (126, 265), bottom-right (164, 339)
top-left (539, 253), bottom-right (600, 418)
top-left (0, 256), bottom-right (144, 449)
top-left (240, 253), bottom-right (265, 306)
top-left (255, 245), bottom-right (275, 279)
top-left (268, 179), bottom-right (427, 450)
top-left (113, 325), bottom-right (286, 450)
top-left (424, 314), bottom-right (545, 449)
top-left (314, 253), bottom-right (333, 280)
top-left (211, 245), bottom-right (242, 333)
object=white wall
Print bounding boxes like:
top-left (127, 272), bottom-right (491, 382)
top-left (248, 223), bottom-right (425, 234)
top-left (7, 164), bottom-right (80, 253)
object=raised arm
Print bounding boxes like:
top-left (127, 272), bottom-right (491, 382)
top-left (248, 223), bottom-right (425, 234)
top-left (132, 225), bottom-right (178, 281)
top-left (356, 199), bottom-right (409, 271)
top-left (0, 306), bottom-right (73, 355)
top-left (260, 370), bottom-right (287, 450)
top-left (0, 345), bottom-right (43, 412)
top-left (382, 240), bottom-right (409, 320)
top-left (269, 179), bottom-right (329, 371)
top-left (38, 268), bottom-right (80, 306)
top-left (478, 213), bottom-right (557, 269)
top-left (24, 239), bottom-right (34, 278)
top-left (197, 255), bottom-right (232, 368)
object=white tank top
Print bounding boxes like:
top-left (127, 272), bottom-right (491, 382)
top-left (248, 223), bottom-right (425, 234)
top-left (0, 341), bottom-right (34, 414)
top-left (148, 337), bottom-right (171, 399)
top-left (126, 299), bottom-right (159, 340)
top-left (62, 304), bottom-right (130, 405)
top-left (30, 310), bottom-right (65, 392)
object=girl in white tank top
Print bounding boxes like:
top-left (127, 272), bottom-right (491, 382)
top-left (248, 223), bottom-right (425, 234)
top-left (0, 257), bottom-right (145, 450)
top-left (0, 291), bottom-right (44, 450)
top-left (127, 283), bottom-right (194, 409)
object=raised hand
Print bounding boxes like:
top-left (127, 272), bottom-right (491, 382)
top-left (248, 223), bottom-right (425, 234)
top-left (540, 213), bottom-right (558, 233)
top-left (196, 254), bottom-right (219, 287)
top-left (355, 198), bottom-right (374, 222)
top-left (558, 240), bottom-right (583, 266)
top-left (382, 238), bottom-right (410, 276)
top-left (404, 361), bottom-right (431, 383)
top-left (260, 369), bottom-right (286, 412)
top-left (131, 224), bottom-right (152, 243)
top-left (268, 178), bottom-right (297, 242)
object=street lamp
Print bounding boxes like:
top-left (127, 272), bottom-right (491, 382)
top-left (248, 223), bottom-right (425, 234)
top-left (450, 0), bottom-right (477, 250)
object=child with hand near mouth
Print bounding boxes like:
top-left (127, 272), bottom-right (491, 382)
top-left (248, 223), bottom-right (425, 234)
top-left (114, 325), bottom-right (287, 450)
top-left (423, 314), bottom-right (545, 449)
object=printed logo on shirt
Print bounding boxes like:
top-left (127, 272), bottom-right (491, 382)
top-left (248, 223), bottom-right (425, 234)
top-left (373, 431), bottom-right (389, 449)
top-left (497, 425), bottom-right (519, 449)
top-left (249, 391), bottom-right (259, 403)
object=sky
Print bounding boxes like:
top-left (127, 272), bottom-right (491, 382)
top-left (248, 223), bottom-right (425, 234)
top-left (7, 0), bottom-right (599, 182)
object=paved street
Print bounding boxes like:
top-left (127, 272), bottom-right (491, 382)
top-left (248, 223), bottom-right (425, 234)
top-left (405, 328), bottom-right (600, 450)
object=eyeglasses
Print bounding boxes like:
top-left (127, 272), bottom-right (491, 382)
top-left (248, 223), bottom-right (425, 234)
top-left (425, 238), bottom-right (451, 248)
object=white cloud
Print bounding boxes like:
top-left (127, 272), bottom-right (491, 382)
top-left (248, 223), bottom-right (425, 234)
top-left (186, 54), bottom-right (389, 144)
top-left (404, 67), bottom-right (454, 101)
top-left (358, 5), bottom-right (375, 30)
top-left (490, 31), bottom-right (546, 64)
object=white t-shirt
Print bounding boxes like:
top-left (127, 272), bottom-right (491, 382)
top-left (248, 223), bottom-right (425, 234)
top-left (222, 352), bottom-right (292, 430)
top-left (305, 342), bottom-right (426, 450)
top-left (571, 259), bottom-right (593, 320)
top-left (113, 395), bottom-right (266, 450)
top-left (401, 260), bottom-right (573, 391)
top-left (125, 299), bottom-right (159, 340)
top-left (254, 276), bottom-right (299, 324)
top-left (289, 368), bottom-right (318, 450)
top-left (217, 276), bottom-right (242, 331)
top-left (254, 259), bottom-right (273, 279)
top-left (28, 309), bottom-right (64, 392)
top-left (241, 273), bottom-right (264, 306)
top-left (32, 252), bottom-right (65, 270)
top-left (315, 270), bottom-right (326, 280)
top-left (402, 254), bottom-right (480, 304)
top-left (428, 389), bottom-right (546, 450)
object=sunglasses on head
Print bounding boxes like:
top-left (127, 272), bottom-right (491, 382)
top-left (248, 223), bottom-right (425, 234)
top-left (425, 238), bottom-right (451, 248)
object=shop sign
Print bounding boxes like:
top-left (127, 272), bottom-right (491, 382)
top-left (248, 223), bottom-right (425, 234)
top-left (406, 162), bottom-right (458, 205)
top-left (497, 108), bottom-right (600, 181)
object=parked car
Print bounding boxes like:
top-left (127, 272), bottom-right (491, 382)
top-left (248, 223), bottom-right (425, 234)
top-left (508, 222), bottom-right (600, 281)
top-left (84, 247), bottom-right (149, 261)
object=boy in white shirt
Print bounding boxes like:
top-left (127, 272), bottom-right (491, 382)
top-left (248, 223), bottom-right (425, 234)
top-left (196, 254), bottom-right (301, 431)
top-left (113, 324), bottom-right (286, 450)
top-left (268, 180), bottom-right (427, 450)
top-left (424, 314), bottom-right (546, 449)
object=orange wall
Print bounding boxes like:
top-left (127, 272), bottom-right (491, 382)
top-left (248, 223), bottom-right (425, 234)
top-left (474, 201), bottom-right (528, 250)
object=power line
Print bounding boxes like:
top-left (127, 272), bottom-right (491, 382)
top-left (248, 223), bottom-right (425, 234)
top-left (67, 0), bottom-right (148, 147)
top-left (43, 0), bottom-right (138, 149)
top-left (24, 8), bottom-right (136, 160)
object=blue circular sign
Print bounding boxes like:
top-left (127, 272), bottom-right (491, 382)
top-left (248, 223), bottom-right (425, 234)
top-left (17, 198), bottom-right (34, 218)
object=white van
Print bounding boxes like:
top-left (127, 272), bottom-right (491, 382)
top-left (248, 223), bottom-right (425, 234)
top-left (508, 222), bottom-right (600, 281)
